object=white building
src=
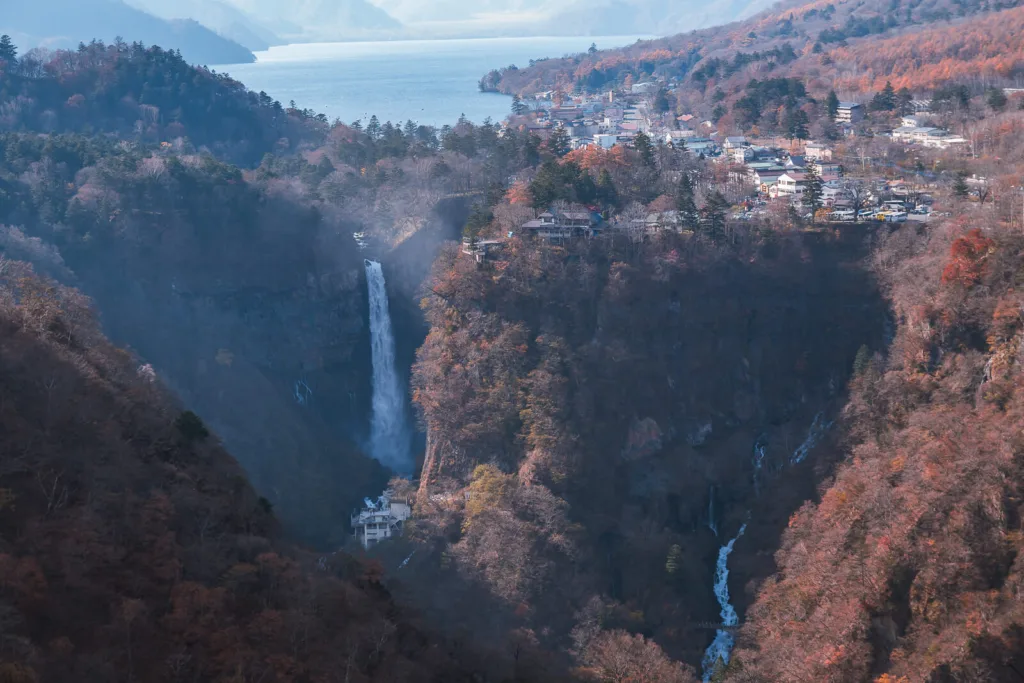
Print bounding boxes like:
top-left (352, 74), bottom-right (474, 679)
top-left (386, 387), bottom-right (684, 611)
top-left (777, 172), bottom-right (809, 196)
top-left (351, 490), bottom-right (412, 550)
top-left (836, 102), bottom-right (864, 123)
top-left (804, 142), bottom-right (833, 161)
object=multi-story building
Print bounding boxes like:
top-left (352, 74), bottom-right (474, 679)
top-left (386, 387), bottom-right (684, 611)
top-left (351, 490), bottom-right (411, 550)
top-left (777, 172), bottom-right (809, 196)
top-left (836, 102), bottom-right (864, 123)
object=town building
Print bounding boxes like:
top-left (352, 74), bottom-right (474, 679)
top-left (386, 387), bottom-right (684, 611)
top-left (777, 171), bottom-right (810, 196)
top-left (631, 81), bottom-right (658, 94)
top-left (813, 161), bottom-right (843, 178)
top-left (685, 137), bottom-right (718, 156)
top-left (723, 136), bottom-right (748, 151)
top-left (522, 208), bottom-right (599, 242)
top-left (462, 239), bottom-right (506, 263)
top-left (835, 102), bottom-right (864, 123)
top-left (804, 142), bottom-right (833, 161)
top-left (351, 490), bottom-right (412, 550)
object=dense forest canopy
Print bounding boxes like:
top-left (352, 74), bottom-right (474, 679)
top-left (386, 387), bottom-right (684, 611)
top-left (3, 0), bottom-right (1024, 677)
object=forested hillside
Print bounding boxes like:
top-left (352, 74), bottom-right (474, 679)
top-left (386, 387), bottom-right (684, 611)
top-left (0, 41), bottom-right (317, 166)
top-left (726, 220), bottom-right (1024, 680)
top-left (2, 0), bottom-right (256, 66)
top-left (0, 38), bottom-right (554, 547)
top-left (402, 225), bottom-right (883, 673)
top-left (0, 260), bottom-right (505, 683)
top-left (484, 0), bottom-right (1024, 105)
top-left (4, 0), bottom-right (1024, 677)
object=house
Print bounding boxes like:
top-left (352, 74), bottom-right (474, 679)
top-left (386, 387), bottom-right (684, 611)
top-left (755, 170), bottom-right (787, 194)
top-left (900, 115), bottom-right (929, 128)
top-left (822, 185), bottom-right (849, 205)
top-left (664, 129), bottom-right (697, 145)
top-left (813, 161), bottom-right (843, 177)
top-left (785, 155), bottom-right (807, 170)
top-left (645, 211), bottom-right (681, 231)
top-left (631, 81), bottom-right (658, 94)
top-left (921, 135), bottom-right (969, 150)
top-left (351, 490), bottom-right (412, 550)
top-left (892, 126), bottom-right (948, 143)
top-left (728, 146), bottom-right (754, 163)
top-left (522, 209), bottom-right (599, 242)
top-left (835, 102), bottom-right (864, 123)
top-left (462, 239), bottom-right (506, 263)
top-left (550, 106), bottom-right (583, 121)
top-left (723, 136), bottom-right (748, 150)
top-left (685, 137), bottom-right (718, 156)
top-left (777, 172), bottom-right (809, 196)
top-left (804, 142), bottom-right (833, 161)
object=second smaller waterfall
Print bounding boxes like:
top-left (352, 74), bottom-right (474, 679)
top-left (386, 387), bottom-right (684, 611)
top-left (702, 524), bottom-right (747, 681)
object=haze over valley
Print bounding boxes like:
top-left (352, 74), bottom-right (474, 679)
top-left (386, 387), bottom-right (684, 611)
top-left (2, 0), bottom-right (1024, 680)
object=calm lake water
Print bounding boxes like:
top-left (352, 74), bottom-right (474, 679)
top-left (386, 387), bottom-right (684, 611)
top-left (213, 36), bottom-right (650, 128)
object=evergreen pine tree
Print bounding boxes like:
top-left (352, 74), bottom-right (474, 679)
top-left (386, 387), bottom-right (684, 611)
top-left (896, 87), bottom-right (914, 114)
top-left (634, 131), bottom-right (656, 167)
top-left (802, 164), bottom-right (824, 219)
top-left (701, 190), bottom-right (729, 241)
top-left (511, 94), bottom-right (528, 116)
top-left (366, 115), bottom-right (381, 140)
top-left (987, 87), bottom-right (1008, 111)
top-left (788, 108), bottom-right (810, 140)
top-left (676, 172), bottom-right (698, 229)
top-left (547, 126), bottom-right (571, 157)
top-left (953, 171), bottom-right (970, 199)
top-left (653, 88), bottom-right (671, 113)
top-left (870, 81), bottom-right (897, 111)
top-left (825, 90), bottom-right (840, 120)
top-left (0, 35), bottom-right (16, 66)
top-left (596, 169), bottom-right (619, 208)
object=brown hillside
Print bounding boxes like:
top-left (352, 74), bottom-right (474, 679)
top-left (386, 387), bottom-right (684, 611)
top-left (0, 258), bottom-right (496, 683)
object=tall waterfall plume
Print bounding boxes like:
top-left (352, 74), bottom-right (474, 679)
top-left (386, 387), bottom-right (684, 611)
top-left (364, 259), bottom-right (411, 473)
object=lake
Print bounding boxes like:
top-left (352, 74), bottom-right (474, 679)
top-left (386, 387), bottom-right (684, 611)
top-left (213, 36), bottom-right (650, 128)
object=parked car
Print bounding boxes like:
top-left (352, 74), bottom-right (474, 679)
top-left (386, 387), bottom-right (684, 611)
top-left (858, 209), bottom-right (879, 220)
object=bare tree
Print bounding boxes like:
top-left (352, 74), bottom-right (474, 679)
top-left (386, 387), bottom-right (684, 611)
top-left (618, 202), bottom-right (649, 251)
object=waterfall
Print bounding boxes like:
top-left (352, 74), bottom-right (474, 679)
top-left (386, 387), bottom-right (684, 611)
top-left (707, 485), bottom-right (718, 537)
top-left (364, 259), bottom-right (411, 473)
top-left (702, 524), bottom-right (747, 681)
top-left (752, 437), bottom-right (767, 495)
top-left (790, 411), bottom-right (833, 465)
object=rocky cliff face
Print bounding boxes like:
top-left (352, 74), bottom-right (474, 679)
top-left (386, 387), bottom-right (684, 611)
top-left (408, 227), bottom-right (887, 667)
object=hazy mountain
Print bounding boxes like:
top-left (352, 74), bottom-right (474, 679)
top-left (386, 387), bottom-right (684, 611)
top-left (3, 0), bottom-right (255, 64)
top-left (125, 0), bottom-right (283, 51)
top-left (222, 0), bottom-right (403, 41)
top-left (370, 0), bottom-right (776, 36)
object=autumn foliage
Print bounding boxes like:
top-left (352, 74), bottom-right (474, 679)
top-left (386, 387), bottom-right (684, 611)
top-left (941, 228), bottom-right (994, 286)
top-left (731, 222), bottom-right (1024, 681)
top-left (0, 260), bottom-right (497, 683)
top-left (830, 7), bottom-right (1024, 92)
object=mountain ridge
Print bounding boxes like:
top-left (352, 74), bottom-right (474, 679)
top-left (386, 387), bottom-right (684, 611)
top-left (2, 0), bottom-right (255, 64)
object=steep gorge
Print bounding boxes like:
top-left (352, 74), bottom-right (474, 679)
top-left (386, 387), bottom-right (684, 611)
top-left (405, 226), bottom-right (888, 670)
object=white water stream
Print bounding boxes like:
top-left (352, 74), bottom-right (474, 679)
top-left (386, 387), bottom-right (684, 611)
top-left (700, 411), bottom-right (832, 677)
top-left (365, 259), bottom-right (412, 473)
top-left (701, 524), bottom-right (747, 681)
